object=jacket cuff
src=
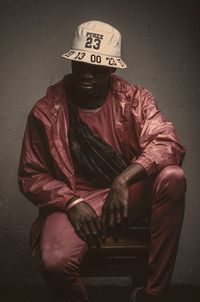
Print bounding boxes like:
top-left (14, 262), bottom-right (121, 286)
top-left (133, 156), bottom-right (157, 176)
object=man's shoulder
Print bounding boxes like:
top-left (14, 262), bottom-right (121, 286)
top-left (113, 74), bottom-right (156, 98)
top-left (30, 77), bottom-right (66, 119)
top-left (111, 74), bottom-right (147, 99)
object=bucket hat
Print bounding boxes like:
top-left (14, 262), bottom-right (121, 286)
top-left (62, 20), bottom-right (127, 69)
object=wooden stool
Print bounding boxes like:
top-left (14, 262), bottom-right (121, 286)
top-left (80, 223), bottom-right (150, 288)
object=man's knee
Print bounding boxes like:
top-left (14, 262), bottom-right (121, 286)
top-left (156, 165), bottom-right (186, 200)
top-left (41, 247), bottom-right (79, 276)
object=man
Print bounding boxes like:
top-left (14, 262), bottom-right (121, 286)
top-left (18, 21), bottom-right (186, 302)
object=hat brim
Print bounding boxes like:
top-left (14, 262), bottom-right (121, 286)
top-left (62, 49), bottom-right (127, 69)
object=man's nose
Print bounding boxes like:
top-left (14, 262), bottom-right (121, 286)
top-left (81, 71), bottom-right (94, 81)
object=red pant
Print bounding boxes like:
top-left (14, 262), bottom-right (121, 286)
top-left (39, 165), bottom-right (186, 301)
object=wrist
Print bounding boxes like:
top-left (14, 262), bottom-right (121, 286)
top-left (112, 163), bottom-right (147, 187)
top-left (112, 174), bottom-right (129, 188)
top-left (65, 196), bottom-right (84, 211)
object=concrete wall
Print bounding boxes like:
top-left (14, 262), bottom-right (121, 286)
top-left (0, 0), bottom-right (200, 286)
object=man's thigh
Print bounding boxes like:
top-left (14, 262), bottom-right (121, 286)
top-left (127, 165), bottom-right (186, 225)
top-left (39, 211), bottom-right (88, 271)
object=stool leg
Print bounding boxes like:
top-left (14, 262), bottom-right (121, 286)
top-left (131, 258), bottom-right (148, 289)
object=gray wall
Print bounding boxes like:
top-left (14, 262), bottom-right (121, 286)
top-left (0, 0), bottom-right (200, 286)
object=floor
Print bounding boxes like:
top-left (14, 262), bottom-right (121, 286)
top-left (1, 285), bottom-right (200, 302)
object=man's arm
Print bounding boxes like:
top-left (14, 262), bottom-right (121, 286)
top-left (101, 87), bottom-right (185, 236)
top-left (18, 110), bottom-right (103, 247)
top-left (18, 112), bottom-right (77, 210)
top-left (133, 87), bottom-right (185, 175)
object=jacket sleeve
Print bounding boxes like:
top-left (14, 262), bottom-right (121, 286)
top-left (18, 110), bottom-right (77, 210)
top-left (133, 87), bottom-right (185, 175)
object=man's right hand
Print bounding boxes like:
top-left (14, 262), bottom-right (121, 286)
top-left (66, 201), bottom-right (104, 248)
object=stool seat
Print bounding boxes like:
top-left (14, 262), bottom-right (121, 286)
top-left (80, 224), bottom-right (150, 279)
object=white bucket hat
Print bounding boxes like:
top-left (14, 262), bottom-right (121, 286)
top-left (62, 20), bottom-right (127, 69)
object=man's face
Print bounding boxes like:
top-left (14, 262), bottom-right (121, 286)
top-left (71, 61), bottom-right (116, 96)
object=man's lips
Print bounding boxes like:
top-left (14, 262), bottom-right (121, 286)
top-left (80, 82), bottom-right (95, 89)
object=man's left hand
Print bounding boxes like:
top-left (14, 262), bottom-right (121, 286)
top-left (101, 178), bottom-right (129, 240)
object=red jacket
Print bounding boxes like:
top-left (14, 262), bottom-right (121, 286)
top-left (18, 74), bottom-right (185, 213)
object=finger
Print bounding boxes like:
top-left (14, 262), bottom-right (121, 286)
top-left (101, 211), bottom-right (108, 235)
top-left (121, 203), bottom-right (128, 219)
top-left (74, 223), bottom-right (87, 242)
top-left (107, 208), bottom-right (114, 228)
top-left (107, 208), bottom-right (120, 242)
top-left (110, 226), bottom-right (119, 242)
top-left (94, 217), bottom-right (105, 243)
top-left (114, 208), bottom-right (122, 225)
top-left (81, 223), bottom-right (93, 246)
top-left (87, 220), bottom-right (102, 248)
top-left (101, 194), bottom-right (111, 231)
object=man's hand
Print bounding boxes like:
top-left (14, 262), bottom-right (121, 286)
top-left (101, 178), bottom-right (129, 240)
top-left (101, 163), bottom-right (147, 240)
top-left (67, 201), bottom-right (104, 248)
